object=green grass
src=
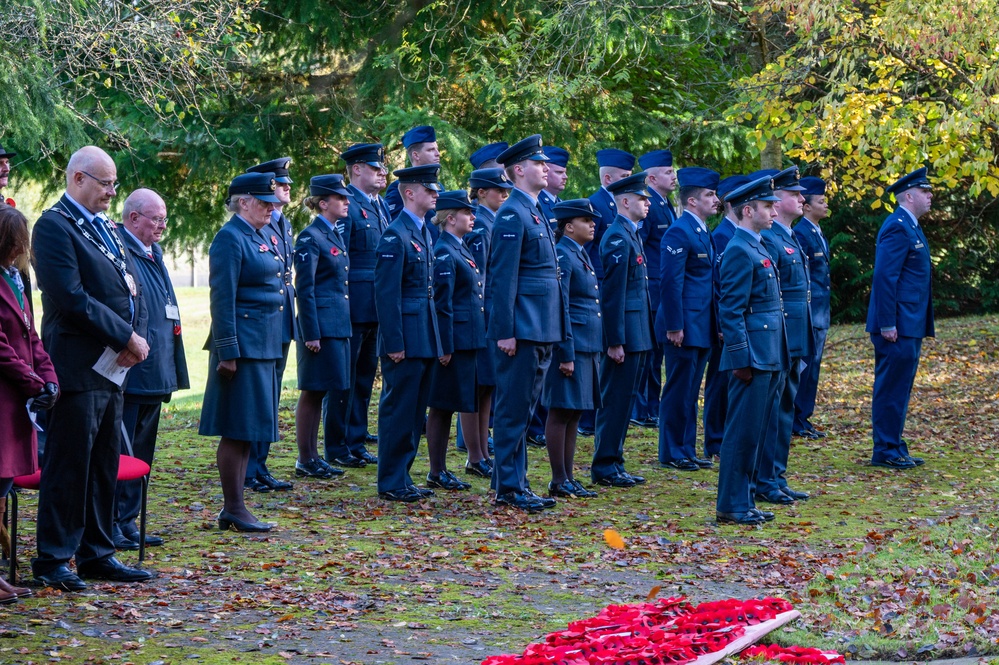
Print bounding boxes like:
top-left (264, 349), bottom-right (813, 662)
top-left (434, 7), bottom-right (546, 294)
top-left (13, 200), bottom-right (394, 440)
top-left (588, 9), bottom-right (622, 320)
top-left (5, 288), bottom-right (999, 663)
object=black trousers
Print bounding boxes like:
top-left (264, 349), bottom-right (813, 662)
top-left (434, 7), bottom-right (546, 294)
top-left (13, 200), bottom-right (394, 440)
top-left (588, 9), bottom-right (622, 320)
top-left (116, 398), bottom-right (164, 531)
top-left (33, 388), bottom-right (122, 574)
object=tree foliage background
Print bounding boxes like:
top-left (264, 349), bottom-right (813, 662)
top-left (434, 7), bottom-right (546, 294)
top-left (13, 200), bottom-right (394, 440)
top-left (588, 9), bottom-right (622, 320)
top-left (4, 0), bottom-right (999, 321)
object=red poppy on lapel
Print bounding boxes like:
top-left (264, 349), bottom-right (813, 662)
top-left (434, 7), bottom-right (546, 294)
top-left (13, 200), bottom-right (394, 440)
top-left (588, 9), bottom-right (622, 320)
top-left (361, 209), bottom-right (368, 219)
top-left (330, 246), bottom-right (340, 256)
top-left (106, 219), bottom-right (117, 229)
top-left (784, 246), bottom-right (794, 254)
top-left (532, 214), bottom-right (541, 225)
top-left (636, 255), bottom-right (644, 265)
top-left (410, 240), bottom-right (422, 253)
top-left (4, 198), bottom-right (14, 208)
top-left (761, 258), bottom-right (772, 268)
top-left (466, 258), bottom-right (476, 269)
top-left (271, 235), bottom-right (278, 246)
top-left (173, 324), bottom-right (182, 336)
top-left (259, 243), bottom-right (269, 252)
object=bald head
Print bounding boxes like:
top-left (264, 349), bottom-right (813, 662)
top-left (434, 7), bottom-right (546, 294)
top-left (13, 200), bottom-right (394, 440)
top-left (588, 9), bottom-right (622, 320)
top-left (66, 146), bottom-right (117, 214)
top-left (123, 188), bottom-right (167, 247)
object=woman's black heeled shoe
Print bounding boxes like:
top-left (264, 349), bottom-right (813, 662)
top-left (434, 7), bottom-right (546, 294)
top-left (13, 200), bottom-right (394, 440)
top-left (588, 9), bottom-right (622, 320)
top-left (218, 510), bottom-right (273, 532)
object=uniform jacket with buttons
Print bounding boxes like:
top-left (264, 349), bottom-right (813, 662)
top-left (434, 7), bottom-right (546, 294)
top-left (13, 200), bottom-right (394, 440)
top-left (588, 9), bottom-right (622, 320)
top-left (118, 230), bottom-right (190, 397)
top-left (205, 215), bottom-right (285, 361)
top-left (656, 210), bottom-right (716, 348)
top-left (793, 218), bottom-right (831, 330)
top-left (762, 222), bottom-right (815, 359)
top-left (294, 217), bottom-right (352, 341)
top-left (385, 181), bottom-right (439, 243)
top-left (265, 209), bottom-right (298, 343)
top-left (32, 194), bottom-right (149, 391)
top-left (538, 189), bottom-right (560, 229)
top-left (341, 184), bottom-right (389, 324)
top-left (639, 187), bottom-right (675, 312)
top-left (432, 232), bottom-right (486, 355)
top-left (865, 207), bottom-right (935, 338)
top-left (553, 236), bottom-right (602, 363)
top-left (718, 229), bottom-right (790, 372)
top-left (374, 213), bottom-right (442, 358)
top-left (599, 216), bottom-right (653, 351)
top-left (586, 187), bottom-right (617, 280)
top-left (487, 188), bottom-right (567, 343)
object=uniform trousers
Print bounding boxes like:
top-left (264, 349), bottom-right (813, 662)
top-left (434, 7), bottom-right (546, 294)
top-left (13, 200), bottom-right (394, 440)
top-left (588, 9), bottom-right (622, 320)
top-left (345, 323), bottom-right (379, 452)
top-left (716, 369), bottom-right (781, 515)
top-left (793, 327), bottom-right (828, 431)
top-left (592, 350), bottom-right (647, 481)
top-left (632, 341), bottom-right (663, 421)
top-left (376, 356), bottom-right (434, 493)
top-left (871, 334), bottom-right (922, 462)
top-left (116, 398), bottom-right (164, 530)
top-left (755, 361), bottom-right (801, 495)
top-left (658, 345), bottom-right (710, 463)
top-left (491, 342), bottom-right (551, 495)
top-left (702, 343), bottom-right (728, 457)
top-left (33, 388), bottom-right (122, 575)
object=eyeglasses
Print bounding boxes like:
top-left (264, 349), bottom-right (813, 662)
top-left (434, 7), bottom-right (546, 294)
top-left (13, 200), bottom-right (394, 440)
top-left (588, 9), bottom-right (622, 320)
top-left (136, 211), bottom-right (168, 226)
top-left (80, 171), bottom-right (119, 190)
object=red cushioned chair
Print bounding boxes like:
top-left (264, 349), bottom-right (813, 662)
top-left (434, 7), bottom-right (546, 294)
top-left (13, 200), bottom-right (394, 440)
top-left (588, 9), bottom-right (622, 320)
top-left (4, 454), bottom-right (151, 584)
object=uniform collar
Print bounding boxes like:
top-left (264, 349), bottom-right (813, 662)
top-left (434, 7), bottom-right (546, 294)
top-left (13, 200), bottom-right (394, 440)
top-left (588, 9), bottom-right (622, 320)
top-left (735, 226), bottom-right (762, 242)
top-left (402, 207), bottom-right (425, 230)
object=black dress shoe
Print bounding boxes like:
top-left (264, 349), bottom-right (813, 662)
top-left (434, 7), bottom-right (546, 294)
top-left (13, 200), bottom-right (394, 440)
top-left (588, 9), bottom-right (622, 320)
top-left (113, 532), bottom-right (140, 551)
top-left (427, 471), bottom-right (471, 490)
top-left (906, 455), bottom-right (925, 466)
top-left (594, 473), bottom-right (636, 488)
top-left (692, 456), bottom-right (714, 469)
top-left (871, 456), bottom-right (916, 469)
top-left (295, 458), bottom-right (334, 479)
top-left (330, 455), bottom-right (365, 468)
top-left (77, 557), bottom-right (154, 582)
top-left (793, 429), bottom-right (819, 439)
top-left (121, 528), bottom-right (164, 547)
top-left (623, 472), bottom-right (646, 485)
top-left (487, 436), bottom-right (494, 456)
top-left (524, 489), bottom-right (556, 509)
top-left (495, 491), bottom-right (546, 513)
top-left (218, 510), bottom-right (273, 532)
top-left (548, 480), bottom-right (576, 498)
top-left (629, 418), bottom-right (645, 427)
top-left (756, 490), bottom-right (795, 505)
top-left (379, 487), bottom-right (423, 503)
top-left (781, 486), bottom-right (810, 501)
top-left (806, 425), bottom-right (827, 438)
top-left (526, 433), bottom-right (546, 448)
top-left (364, 433), bottom-right (378, 444)
top-left (641, 417), bottom-right (659, 427)
top-left (407, 484), bottom-right (435, 498)
top-left (35, 565), bottom-right (87, 592)
top-left (257, 473), bottom-right (293, 491)
top-left (661, 458), bottom-right (699, 472)
top-left (465, 460), bottom-right (492, 478)
top-left (244, 477), bottom-right (272, 492)
top-left (566, 478), bottom-right (598, 498)
top-left (749, 508), bottom-right (775, 522)
top-left (716, 511), bottom-right (765, 525)
top-left (357, 450), bottom-right (378, 464)
top-left (316, 458), bottom-right (345, 476)
top-left (576, 426), bottom-right (595, 436)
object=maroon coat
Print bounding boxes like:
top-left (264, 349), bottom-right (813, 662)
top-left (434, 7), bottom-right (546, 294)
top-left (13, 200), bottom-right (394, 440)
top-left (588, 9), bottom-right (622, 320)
top-left (0, 278), bottom-right (57, 477)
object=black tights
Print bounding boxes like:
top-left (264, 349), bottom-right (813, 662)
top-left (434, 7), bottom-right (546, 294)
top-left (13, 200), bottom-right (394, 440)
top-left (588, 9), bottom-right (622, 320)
top-left (544, 408), bottom-right (581, 484)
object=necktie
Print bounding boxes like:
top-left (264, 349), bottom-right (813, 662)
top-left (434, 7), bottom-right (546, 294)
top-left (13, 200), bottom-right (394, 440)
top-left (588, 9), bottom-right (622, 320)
top-left (5, 265), bottom-right (24, 295)
top-left (91, 215), bottom-right (118, 253)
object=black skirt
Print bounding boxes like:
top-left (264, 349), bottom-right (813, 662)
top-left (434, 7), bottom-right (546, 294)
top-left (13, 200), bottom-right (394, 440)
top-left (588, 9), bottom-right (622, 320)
top-left (296, 337), bottom-right (350, 391)
top-left (428, 349), bottom-right (478, 412)
top-left (542, 351), bottom-right (602, 411)
top-left (199, 355), bottom-right (280, 441)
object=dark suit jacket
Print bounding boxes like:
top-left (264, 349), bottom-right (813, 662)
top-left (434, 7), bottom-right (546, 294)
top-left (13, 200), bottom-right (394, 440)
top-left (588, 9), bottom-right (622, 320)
top-left (432, 232), bottom-right (486, 355)
top-left (553, 237), bottom-right (602, 363)
top-left (718, 228), bottom-right (790, 372)
top-left (866, 208), bottom-right (934, 338)
top-left (538, 189), bottom-right (560, 228)
top-left (374, 212), bottom-right (442, 358)
top-left (205, 215), bottom-right (285, 361)
top-left (341, 184), bottom-right (389, 324)
top-left (487, 188), bottom-right (566, 343)
top-left (599, 217), bottom-right (653, 352)
top-left (118, 230), bottom-right (190, 398)
top-left (794, 217), bottom-right (831, 330)
top-left (265, 209), bottom-right (298, 342)
top-left (762, 222), bottom-right (815, 359)
top-left (656, 211), bottom-right (716, 348)
top-left (294, 217), bottom-right (352, 341)
top-left (32, 195), bottom-right (148, 392)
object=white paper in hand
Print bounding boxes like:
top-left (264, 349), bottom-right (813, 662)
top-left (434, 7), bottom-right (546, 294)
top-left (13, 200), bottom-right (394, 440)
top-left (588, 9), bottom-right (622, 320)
top-left (92, 346), bottom-right (129, 387)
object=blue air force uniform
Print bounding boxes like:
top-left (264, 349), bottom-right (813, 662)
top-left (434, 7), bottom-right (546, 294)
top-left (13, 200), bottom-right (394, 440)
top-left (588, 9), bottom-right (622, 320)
top-left (429, 229), bottom-right (486, 412)
top-left (543, 235), bottom-right (603, 411)
top-left (866, 168), bottom-right (935, 465)
top-left (591, 180), bottom-right (654, 482)
top-left (793, 176), bottom-right (832, 434)
top-left (586, 149), bottom-right (636, 280)
top-left (385, 125), bottom-right (440, 243)
top-left (374, 185), bottom-right (443, 494)
top-left (294, 215), bottom-right (352, 392)
top-left (488, 140), bottom-right (566, 499)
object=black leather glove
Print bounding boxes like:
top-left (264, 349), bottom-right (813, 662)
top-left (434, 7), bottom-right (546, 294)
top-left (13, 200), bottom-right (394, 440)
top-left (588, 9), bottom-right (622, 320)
top-left (30, 383), bottom-right (59, 411)
top-left (44, 382), bottom-right (59, 399)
